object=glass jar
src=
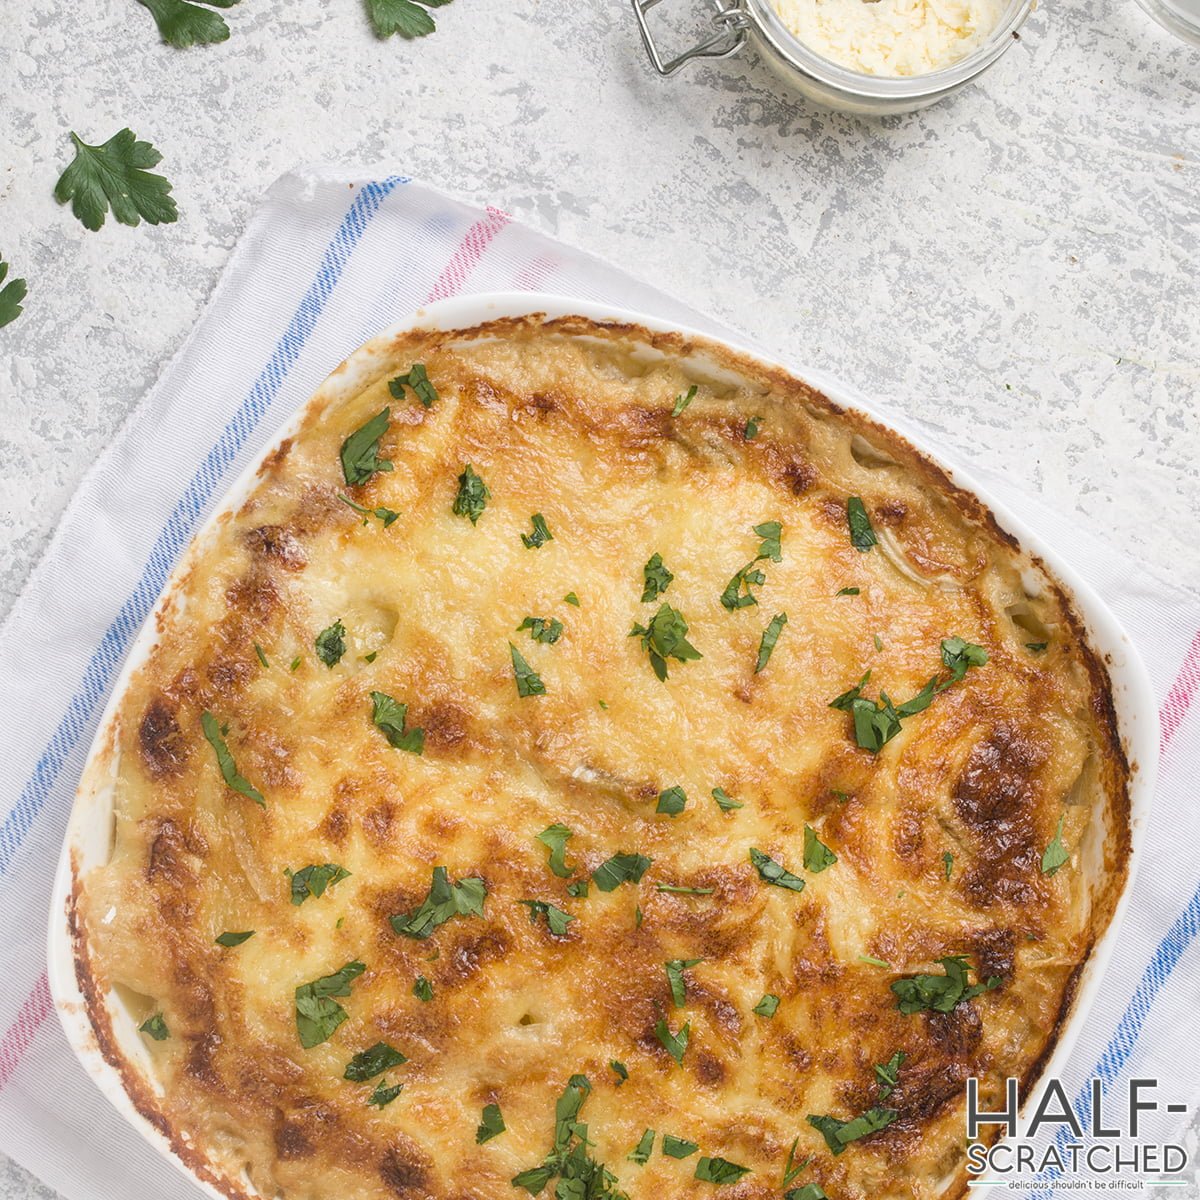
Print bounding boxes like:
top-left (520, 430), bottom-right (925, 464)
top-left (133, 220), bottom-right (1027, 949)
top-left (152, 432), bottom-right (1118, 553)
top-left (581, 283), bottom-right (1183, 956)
top-left (632, 0), bottom-right (1038, 116)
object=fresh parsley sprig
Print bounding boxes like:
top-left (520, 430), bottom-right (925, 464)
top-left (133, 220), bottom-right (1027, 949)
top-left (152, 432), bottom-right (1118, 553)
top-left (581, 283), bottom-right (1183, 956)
top-left (55, 129), bottom-right (178, 231)
top-left (366, 0), bottom-right (453, 39)
top-left (0, 256), bottom-right (27, 329)
top-left (135, 0), bottom-right (238, 48)
top-left (890, 955), bottom-right (1001, 1015)
top-left (390, 867), bottom-right (487, 939)
top-left (630, 603), bottom-right (702, 682)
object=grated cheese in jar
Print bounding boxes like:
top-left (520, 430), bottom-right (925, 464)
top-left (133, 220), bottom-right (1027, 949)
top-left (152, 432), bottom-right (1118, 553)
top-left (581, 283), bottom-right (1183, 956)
top-left (769, 0), bottom-right (1007, 76)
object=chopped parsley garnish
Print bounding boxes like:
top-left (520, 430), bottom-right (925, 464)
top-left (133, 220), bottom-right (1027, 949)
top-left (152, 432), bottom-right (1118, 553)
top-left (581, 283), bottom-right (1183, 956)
top-left (749, 848), bottom-right (805, 892)
top-left (592, 852), bottom-right (652, 892)
top-left (753, 993), bottom-right (780, 1017)
top-left (294, 960), bottom-right (365, 1048)
top-left (786, 1187), bottom-right (828, 1200)
top-left (290, 656), bottom-right (301, 671)
top-left (517, 616), bottom-right (563, 644)
top-left (663, 1135), bottom-right (699, 1158)
top-left (874, 1050), bottom-right (906, 1099)
top-left (564, 591), bottom-right (580, 606)
top-left (567, 879), bottom-right (589, 898)
top-left (344, 1042), bottom-right (407, 1081)
top-left (338, 493), bottom-right (399, 528)
top-left (641, 552), bottom-right (674, 602)
top-left (630, 603), bottom-right (702, 682)
top-left (744, 415), bottom-right (761, 440)
top-left (340, 407), bottom-right (393, 486)
top-left (288, 863), bottom-right (350, 905)
top-left (721, 521), bottom-right (783, 610)
top-left (522, 513), bottom-right (554, 549)
top-left (836, 586), bottom-right (860, 596)
top-left (314, 619), bottom-right (347, 667)
top-left (413, 976), bottom-right (433, 1002)
top-left (695, 1157), bottom-right (750, 1184)
top-left (1042, 816), bottom-right (1069, 876)
top-left (846, 496), bottom-right (877, 552)
top-left (388, 362), bottom-right (437, 407)
top-left (55, 128), bottom-right (177, 231)
top-left (452, 463), bottom-right (490, 524)
top-left (858, 954), bottom-right (891, 969)
top-left (536, 824), bottom-right (574, 878)
top-left (1026, 641), bottom-right (1048, 653)
top-left (254, 643), bottom-right (269, 668)
top-left (943, 851), bottom-right (954, 879)
top-left (370, 691), bottom-right (425, 754)
top-left (874, 633), bottom-right (883, 651)
top-left (520, 899), bottom-right (575, 937)
top-left (891, 955), bottom-right (1001, 1014)
top-left (671, 384), bottom-right (698, 417)
top-left (0, 256), bottom-right (25, 329)
top-left (610, 1060), bottom-right (628, 1086)
top-left (139, 1013), bottom-right (169, 1040)
top-left (941, 636), bottom-right (989, 682)
top-left (665, 957), bottom-right (703, 1006)
top-left (755, 612), bottom-right (788, 672)
top-left (367, 1080), bottom-right (403, 1108)
top-left (215, 930), bottom-right (254, 947)
top-left (808, 1107), bottom-right (897, 1155)
top-left (802, 825), bottom-right (837, 874)
top-left (654, 1018), bottom-right (690, 1066)
top-left (200, 711), bottom-right (265, 806)
top-left (364, 651), bottom-right (378, 663)
top-left (656, 785), bottom-right (687, 817)
top-left (755, 520), bottom-right (783, 563)
top-left (629, 1129), bottom-right (656, 1165)
top-left (781, 1138), bottom-right (810, 1188)
top-left (390, 867), bottom-right (487, 939)
top-left (477, 1103), bottom-right (506, 1143)
top-left (711, 787), bottom-right (743, 812)
top-left (655, 883), bottom-right (714, 895)
top-left (510, 642), bottom-right (546, 697)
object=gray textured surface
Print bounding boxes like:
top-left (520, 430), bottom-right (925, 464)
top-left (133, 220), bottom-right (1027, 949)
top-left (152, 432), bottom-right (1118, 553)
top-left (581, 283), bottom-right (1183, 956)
top-left (0, 0), bottom-right (1198, 1196)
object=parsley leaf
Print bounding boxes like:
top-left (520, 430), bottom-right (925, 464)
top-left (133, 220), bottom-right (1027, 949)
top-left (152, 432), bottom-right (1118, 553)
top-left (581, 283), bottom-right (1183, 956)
top-left (744, 415), bottom-right (761, 440)
top-left (671, 384), bottom-right (697, 417)
top-left (413, 975), bottom-right (433, 1001)
top-left (802, 825), bottom-right (837, 874)
top-left (1042, 815), bottom-right (1069, 876)
top-left (367, 1080), bottom-right (403, 1108)
top-left (315, 619), bottom-right (347, 667)
top-left (536, 824), bottom-right (574, 878)
top-left (390, 867), bottom-right (487, 939)
top-left (521, 513), bottom-right (554, 548)
top-left (610, 1060), bottom-right (628, 1086)
top-left (891, 955), bottom-right (1001, 1015)
top-left (654, 1018), bottom-right (690, 1066)
top-left (695, 1157), bottom-right (750, 1184)
top-left (749, 847), bottom-right (805, 892)
top-left (781, 1138), bottom-right (810, 1188)
top-left (940, 636), bottom-right (988, 683)
top-left (629, 1129), bottom-right (656, 1164)
top-left (0, 257), bottom-right (27, 330)
top-left (837, 586), bottom-right (860, 596)
top-left (294, 961), bottom-right (365, 1048)
top-left (592, 852), bottom-right (652, 892)
top-left (289, 863), bottom-right (350, 905)
top-left (754, 520), bottom-right (783, 562)
top-left (711, 787), bottom-right (743, 812)
top-left (344, 1041), bottom-right (407, 1081)
top-left (753, 993), bottom-right (780, 1017)
top-left (641, 553), bottom-right (674, 602)
top-left (54, 129), bottom-right (178, 231)
top-left (340, 407), bottom-right (393, 486)
top-left (756, 612), bottom-right (788, 672)
top-left (665, 957), bottom-right (703, 1006)
top-left (509, 642), bottom-right (546, 697)
top-left (215, 930), bottom-right (254, 947)
top-left (630, 603), bottom-right (702, 681)
top-left (564, 591), bottom-right (580, 606)
top-left (517, 616), bottom-right (563, 644)
top-left (453, 463), bottom-right (490, 524)
top-left (846, 496), bottom-right (877, 551)
top-left (786, 1188), bottom-right (828, 1200)
top-left (720, 562), bottom-right (766, 611)
top-left (477, 1102), bottom-right (506, 1143)
top-left (388, 362), bottom-right (437, 407)
top-left (370, 690), bottom-right (424, 754)
top-left (807, 1107), bottom-right (897, 1155)
top-left (656, 785), bottom-right (687, 817)
top-left (254, 642), bottom-right (269, 668)
top-left (139, 1013), bottom-right (169, 1040)
top-left (874, 1049), bottom-right (906, 1099)
top-left (200, 711), bottom-right (264, 806)
top-left (135, 0), bottom-right (235, 47)
top-left (1026, 641), bottom-right (1049, 653)
top-left (663, 1135), bottom-right (699, 1158)
top-left (943, 851), bottom-right (954, 880)
top-left (365, 0), bottom-right (450, 38)
top-left (520, 899), bottom-right (575, 937)
top-left (655, 883), bottom-right (714, 895)
top-left (338, 492), bottom-right (399, 528)
top-left (567, 879), bottom-right (589, 898)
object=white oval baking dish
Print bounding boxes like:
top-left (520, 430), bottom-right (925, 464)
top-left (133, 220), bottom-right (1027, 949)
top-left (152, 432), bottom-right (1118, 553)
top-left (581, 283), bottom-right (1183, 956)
top-left (48, 291), bottom-right (1158, 1200)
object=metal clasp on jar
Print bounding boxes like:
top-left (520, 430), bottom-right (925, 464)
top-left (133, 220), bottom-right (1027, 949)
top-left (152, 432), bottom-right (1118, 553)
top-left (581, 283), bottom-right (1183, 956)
top-left (631, 0), bottom-right (751, 75)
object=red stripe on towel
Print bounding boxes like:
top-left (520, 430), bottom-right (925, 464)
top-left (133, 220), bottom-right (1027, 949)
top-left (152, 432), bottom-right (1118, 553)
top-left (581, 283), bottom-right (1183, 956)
top-left (1161, 629), bottom-right (1200, 751)
top-left (425, 206), bottom-right (511, 302)
top-left (0, 971), bottom-right (51, 1090)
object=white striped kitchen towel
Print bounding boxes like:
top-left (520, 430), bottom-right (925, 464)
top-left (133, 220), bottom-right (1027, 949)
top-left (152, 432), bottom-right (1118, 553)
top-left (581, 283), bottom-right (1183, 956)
top-left (0, 173), bottom-right (1196, 1200)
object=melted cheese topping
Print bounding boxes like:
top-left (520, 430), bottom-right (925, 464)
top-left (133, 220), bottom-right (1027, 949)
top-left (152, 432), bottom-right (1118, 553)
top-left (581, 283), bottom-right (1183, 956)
top-left (76, 317), bottom-right (1129, 1200)
top-left (770, 0), bottom-right (1006, 76)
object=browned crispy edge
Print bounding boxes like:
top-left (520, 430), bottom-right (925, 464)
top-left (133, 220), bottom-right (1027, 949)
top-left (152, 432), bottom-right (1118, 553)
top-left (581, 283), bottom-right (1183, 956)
top-left (67, 311), bottom-right (1134, 1200)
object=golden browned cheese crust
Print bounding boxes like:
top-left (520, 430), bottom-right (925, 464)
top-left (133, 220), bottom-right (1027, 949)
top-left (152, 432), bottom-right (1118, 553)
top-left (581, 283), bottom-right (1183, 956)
top-left (74, 315), bottom-right (1130, 1200)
